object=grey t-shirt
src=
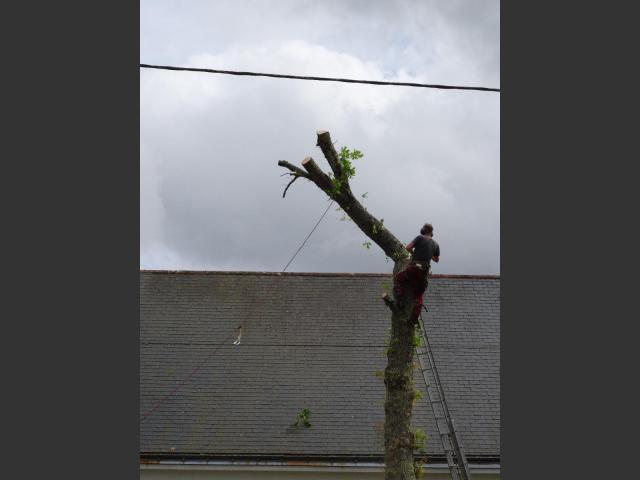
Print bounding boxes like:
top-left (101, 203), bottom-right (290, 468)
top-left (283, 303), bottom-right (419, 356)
top-left (411, 235), bottom-right (440, 263)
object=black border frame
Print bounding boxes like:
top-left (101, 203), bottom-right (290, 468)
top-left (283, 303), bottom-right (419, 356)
top-left (4, 1), bottom-right (636, 478)
top-left (4, 1), bottom-right (140, 479)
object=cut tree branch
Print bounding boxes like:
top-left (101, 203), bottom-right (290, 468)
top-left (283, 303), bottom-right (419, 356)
top-left (277, 132), bottom-right (409, 261)
top-left (316, 130), bottom-right (343, 178)
top-left (301, 156), bottom-right (335, 192)
top-left (278, 160), bottom-right (310, 179)
top-left (382, 293), bottom-right (398, 312)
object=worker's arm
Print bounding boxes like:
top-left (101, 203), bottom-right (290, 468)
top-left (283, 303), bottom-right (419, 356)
top-left (432, 243), bottom-right (440, 263)
top-left (405, 241), bottom-right (415, 253)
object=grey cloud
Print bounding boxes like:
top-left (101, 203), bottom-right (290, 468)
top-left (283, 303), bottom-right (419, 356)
top-left (140, 1), bottom-right (500, 274)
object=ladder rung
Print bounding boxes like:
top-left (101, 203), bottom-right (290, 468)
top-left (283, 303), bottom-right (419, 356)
top-left (417, 327), bottom-right (471, 480)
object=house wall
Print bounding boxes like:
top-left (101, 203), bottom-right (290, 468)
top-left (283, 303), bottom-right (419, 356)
top-left (140, 464), bottom-right (500, 480)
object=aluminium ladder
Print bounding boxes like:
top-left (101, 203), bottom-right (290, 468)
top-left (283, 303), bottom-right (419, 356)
top-left (415, 305), bottom-right (472, 480)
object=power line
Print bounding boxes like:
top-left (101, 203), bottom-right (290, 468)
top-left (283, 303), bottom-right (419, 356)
top-left (140, 63), bottom-right (500, 93)
top-left (282, 201), bottom-right (334, 272)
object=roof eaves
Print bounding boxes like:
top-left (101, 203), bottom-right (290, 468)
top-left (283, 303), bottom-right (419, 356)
top-left (140, 452), bottom-right (500, 465)
top-left (140, 269), bottom-right (499, 279)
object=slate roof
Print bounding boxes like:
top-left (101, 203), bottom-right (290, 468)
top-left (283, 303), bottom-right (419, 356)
top-left (140, 271), bottom-right (500, 462)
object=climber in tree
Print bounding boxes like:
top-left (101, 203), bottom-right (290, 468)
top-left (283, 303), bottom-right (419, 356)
top-left (394, 223), bottom-right (440, 319)
top-left (406, 223), bottom-right (440, 267)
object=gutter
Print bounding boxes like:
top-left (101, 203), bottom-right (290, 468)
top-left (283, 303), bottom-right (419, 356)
top-left (140, 458), bottom-right (500, 475)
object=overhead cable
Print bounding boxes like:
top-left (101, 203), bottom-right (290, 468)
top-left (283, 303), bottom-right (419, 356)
top-left (140, 63), bottom-right (500, 92)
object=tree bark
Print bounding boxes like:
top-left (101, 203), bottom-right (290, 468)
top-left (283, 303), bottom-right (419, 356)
top-left (278, 132), bottom-right (425, 480)
top-left (384, 307), bottom-right (417, 479)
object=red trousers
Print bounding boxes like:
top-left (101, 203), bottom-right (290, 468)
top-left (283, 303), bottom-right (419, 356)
top-left (394, 263), bottom-right (429, 318)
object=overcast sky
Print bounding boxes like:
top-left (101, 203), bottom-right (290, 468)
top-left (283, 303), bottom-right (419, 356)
top-left (140, 0), bottom-right (500, 275)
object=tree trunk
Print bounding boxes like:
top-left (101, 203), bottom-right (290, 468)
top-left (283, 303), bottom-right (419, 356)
top-left (383, 258), bottom-right (422, 480)
top-left (278, 131), bottom-right (424, 480)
